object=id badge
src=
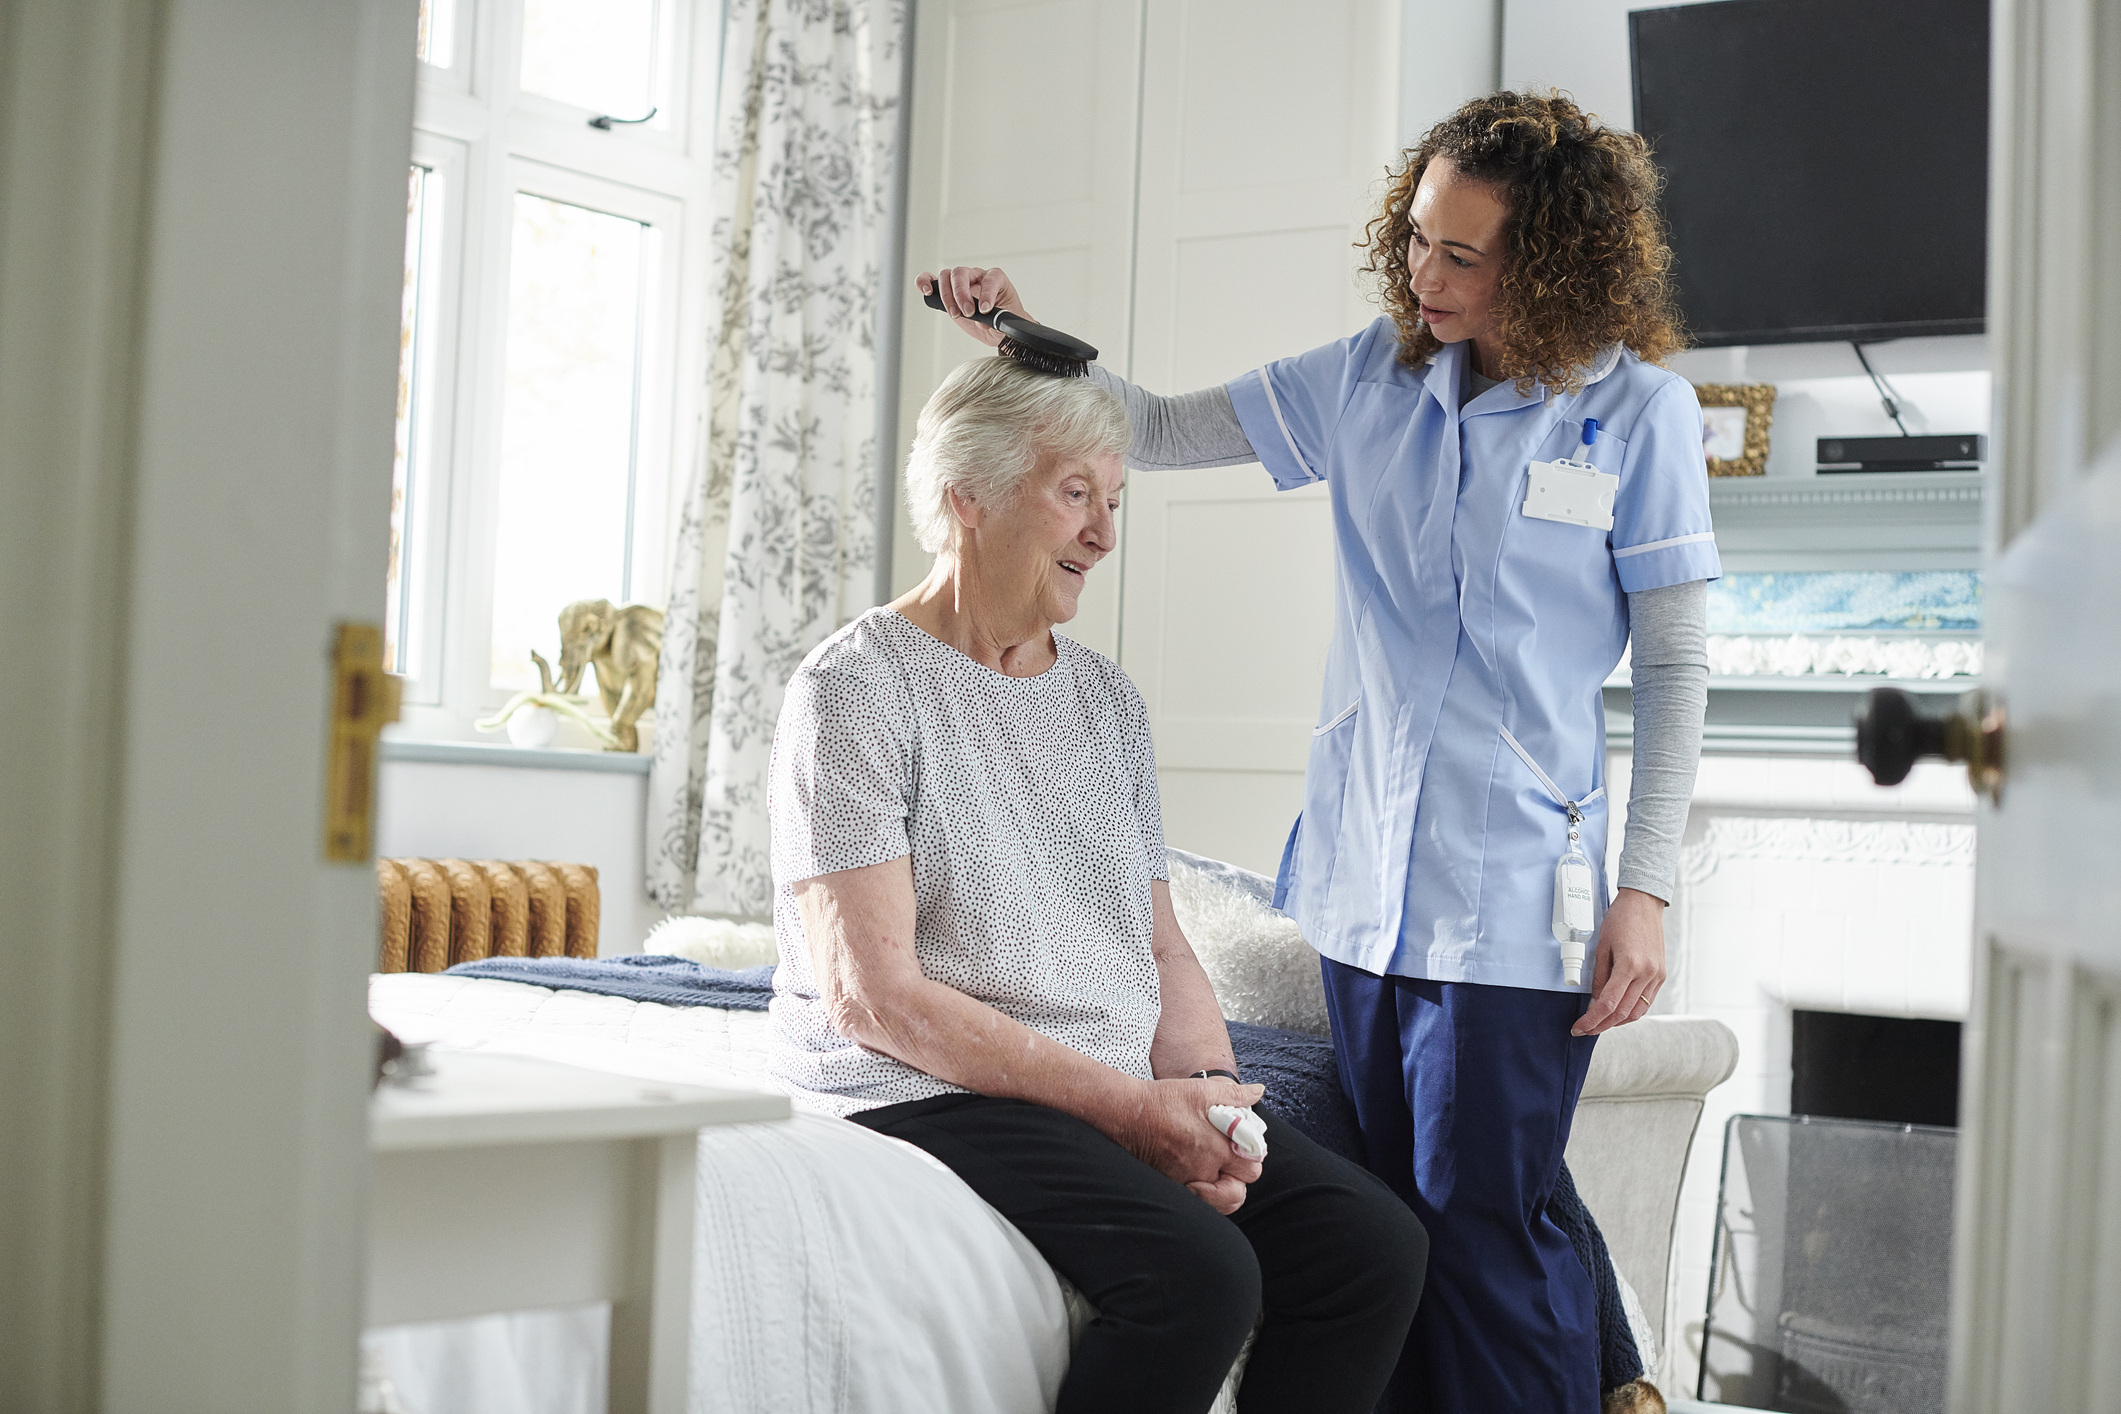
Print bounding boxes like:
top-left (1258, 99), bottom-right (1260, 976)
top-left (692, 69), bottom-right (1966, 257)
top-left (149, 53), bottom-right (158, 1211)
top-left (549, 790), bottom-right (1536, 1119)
top-left (1523, 457), bottom-right (1619, 531)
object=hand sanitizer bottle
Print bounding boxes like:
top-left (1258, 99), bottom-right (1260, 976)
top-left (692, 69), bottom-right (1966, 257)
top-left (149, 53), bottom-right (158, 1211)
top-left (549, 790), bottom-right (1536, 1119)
top-left (1551, 807), bottom-right (1597, 986)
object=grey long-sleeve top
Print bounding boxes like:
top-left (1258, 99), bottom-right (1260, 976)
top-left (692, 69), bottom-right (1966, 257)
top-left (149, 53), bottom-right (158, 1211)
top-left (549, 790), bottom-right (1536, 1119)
top-left (1088, 365), bottom-right (1707, 902)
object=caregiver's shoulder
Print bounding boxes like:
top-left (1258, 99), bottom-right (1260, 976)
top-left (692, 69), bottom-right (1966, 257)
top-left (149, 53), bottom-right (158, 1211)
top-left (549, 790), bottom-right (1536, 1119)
top-left (1605, 348), bottom-right (1699, 415)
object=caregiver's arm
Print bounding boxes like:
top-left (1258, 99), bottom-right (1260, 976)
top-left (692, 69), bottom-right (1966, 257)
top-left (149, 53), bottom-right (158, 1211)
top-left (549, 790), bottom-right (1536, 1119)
top-left (1575, 579), bottom-right (1708, 1036)
top-left (1088, 366), bottom-right (1258, 471)
top-left (796, 857), bottom-right (1264, 1205)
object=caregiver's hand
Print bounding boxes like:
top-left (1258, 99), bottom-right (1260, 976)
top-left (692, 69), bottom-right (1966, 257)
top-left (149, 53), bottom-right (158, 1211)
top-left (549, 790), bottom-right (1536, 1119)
top-left (1573, 887), bottom-right (1667, 1036)
top-left (915, 266), bottom-right (1031, 349)
top-left (1118, 1077), bottom-right (1266, 1215)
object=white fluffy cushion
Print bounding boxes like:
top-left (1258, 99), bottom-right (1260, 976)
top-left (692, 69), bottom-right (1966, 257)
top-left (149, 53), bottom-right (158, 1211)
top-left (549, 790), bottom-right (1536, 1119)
top-left (643, 914), bottom-right (778, 970)
top-left (1165, 855), bottom-right (1328, 1037)
top-left (642, 859), bottom-right (1330, 1039)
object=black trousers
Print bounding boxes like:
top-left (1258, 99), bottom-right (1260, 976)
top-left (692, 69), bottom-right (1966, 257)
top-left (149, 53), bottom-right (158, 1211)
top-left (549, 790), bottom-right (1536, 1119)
top-left (853, 1093), bottom-right (1428, 1414)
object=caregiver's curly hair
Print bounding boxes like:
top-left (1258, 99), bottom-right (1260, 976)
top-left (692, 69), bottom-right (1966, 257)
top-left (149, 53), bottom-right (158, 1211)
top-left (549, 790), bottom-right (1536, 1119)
top-left (1362, 91), bottom-right (1685, 394)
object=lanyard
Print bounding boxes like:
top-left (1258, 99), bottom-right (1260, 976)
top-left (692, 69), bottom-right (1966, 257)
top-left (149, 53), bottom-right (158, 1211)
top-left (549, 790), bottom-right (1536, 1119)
top-left (1499, 726), bottom-right (1605, 826)
top-left (1504, 724), bottom-right (1602, 984)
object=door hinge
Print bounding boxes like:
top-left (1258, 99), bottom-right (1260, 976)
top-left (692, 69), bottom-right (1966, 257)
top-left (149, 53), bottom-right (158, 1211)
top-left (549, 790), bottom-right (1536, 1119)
top-left (324, 622), bottom-right (402, 862)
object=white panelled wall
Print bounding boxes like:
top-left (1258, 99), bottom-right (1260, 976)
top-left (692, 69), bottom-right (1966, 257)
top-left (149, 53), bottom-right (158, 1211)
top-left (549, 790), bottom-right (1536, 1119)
top-left (1121, 0), bottom-right (1396, 872)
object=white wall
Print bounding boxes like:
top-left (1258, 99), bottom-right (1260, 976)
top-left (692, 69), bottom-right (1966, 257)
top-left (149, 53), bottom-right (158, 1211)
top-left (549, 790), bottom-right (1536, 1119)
top-left (1401, 0), bottom-right (1502, 142)
top-left (377, 755), bottom-right (664, 953)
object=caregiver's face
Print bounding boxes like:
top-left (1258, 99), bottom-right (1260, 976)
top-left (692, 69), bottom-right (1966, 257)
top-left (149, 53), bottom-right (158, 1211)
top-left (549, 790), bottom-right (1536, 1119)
top-left (966, 447), bottom-right (1123, 626)
top-left (1405, 157), bottom-right (1509, 356)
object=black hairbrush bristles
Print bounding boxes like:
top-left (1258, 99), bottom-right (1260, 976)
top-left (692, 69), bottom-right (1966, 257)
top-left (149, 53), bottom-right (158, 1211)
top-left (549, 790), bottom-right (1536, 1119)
top-left (923, 285), bottom-right (1099, 377)
top-left (997, 335), bottom-right (1090, 378)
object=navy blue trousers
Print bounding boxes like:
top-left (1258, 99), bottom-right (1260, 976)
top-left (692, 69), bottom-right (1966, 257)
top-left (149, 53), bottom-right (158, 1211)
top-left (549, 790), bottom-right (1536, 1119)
top-left (1321, 959), bottom-right (1600, 1414)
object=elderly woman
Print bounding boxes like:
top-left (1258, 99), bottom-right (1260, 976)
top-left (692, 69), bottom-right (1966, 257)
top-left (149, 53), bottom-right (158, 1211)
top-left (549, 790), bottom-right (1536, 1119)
top-left (766, 356), bottom-right (1427, 1414)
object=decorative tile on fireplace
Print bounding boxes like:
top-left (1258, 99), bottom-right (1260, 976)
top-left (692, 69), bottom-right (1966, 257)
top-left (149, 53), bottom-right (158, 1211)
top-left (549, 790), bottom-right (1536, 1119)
top-left (1674, 814), bottom-right (1975, 1021)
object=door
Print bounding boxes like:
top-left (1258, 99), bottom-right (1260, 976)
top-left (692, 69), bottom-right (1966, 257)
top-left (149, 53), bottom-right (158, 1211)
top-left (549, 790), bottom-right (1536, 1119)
top-left (1958, 452), bottom-right (2121, 1410)
top-left (0, 2), bottom-right (418, 1407)
top-left (1948, 0), bottom-right (2121, 1407)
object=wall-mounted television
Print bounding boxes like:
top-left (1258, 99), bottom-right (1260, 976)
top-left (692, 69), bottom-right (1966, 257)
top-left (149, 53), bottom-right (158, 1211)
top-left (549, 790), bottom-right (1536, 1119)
top-left (1630, 0), bottom-right (1990, 347)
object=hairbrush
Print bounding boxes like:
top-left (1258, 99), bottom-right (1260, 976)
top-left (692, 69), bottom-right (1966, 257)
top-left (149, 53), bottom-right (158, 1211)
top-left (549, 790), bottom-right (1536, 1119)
top-left (922, 285), bottom-right (1098, 377)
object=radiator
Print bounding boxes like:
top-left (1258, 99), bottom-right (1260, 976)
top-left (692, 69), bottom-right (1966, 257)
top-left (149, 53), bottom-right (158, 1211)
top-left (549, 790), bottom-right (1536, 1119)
top-left (375, 858), bottom-right (600, 972)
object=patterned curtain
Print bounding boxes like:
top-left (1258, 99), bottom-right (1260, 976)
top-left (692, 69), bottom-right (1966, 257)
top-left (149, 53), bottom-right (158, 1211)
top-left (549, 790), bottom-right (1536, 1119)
top-left (647, 0), bottom-right (903, 916)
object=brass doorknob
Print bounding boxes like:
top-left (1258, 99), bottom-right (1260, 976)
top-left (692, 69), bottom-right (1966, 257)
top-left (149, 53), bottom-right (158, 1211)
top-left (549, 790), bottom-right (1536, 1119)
top-left (1855, 686), bottom-right (2006, 802)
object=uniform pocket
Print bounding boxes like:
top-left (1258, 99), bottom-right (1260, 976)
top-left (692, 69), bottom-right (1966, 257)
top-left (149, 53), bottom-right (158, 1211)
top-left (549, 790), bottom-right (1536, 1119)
top-left (1313, 699), bottom-right (1360, 735)
top-left (1300, 700), bottom-right (1361, 908)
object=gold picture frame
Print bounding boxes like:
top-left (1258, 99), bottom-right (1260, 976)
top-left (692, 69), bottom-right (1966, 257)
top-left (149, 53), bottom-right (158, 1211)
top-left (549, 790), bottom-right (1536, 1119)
top-left (1695, 382), bottom-right (1777, 477)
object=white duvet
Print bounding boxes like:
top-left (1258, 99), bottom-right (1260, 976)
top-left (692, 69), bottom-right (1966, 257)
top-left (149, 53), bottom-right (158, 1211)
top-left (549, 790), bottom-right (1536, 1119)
top-left (365, 974), bottom-right (1247, 1414)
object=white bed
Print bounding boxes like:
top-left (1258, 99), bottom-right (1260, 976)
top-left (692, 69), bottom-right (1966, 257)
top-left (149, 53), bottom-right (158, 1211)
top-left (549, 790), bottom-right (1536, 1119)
top-left (363, 972), bottom-right (1248, 1414)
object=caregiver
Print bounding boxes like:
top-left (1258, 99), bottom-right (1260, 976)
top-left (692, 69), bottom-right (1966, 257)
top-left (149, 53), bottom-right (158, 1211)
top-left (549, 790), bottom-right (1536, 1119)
top-left (919, 90), bottom-right (1713, 1412)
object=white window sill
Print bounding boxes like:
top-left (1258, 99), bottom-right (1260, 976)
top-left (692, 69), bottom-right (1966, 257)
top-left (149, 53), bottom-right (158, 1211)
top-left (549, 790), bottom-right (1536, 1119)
top-left (380, 737), bottom-right (653, 775)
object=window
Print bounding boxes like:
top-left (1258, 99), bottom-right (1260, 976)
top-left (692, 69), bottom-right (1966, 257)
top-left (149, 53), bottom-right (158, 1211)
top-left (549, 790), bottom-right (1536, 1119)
top-left (386, 163), bottom-right (434, 676)
top-left (519, 0), bottom-right (661, 116)
top-left (393, 0), bottom-right (710, 740)
top-left (415, 0), bottom-right (457, 68)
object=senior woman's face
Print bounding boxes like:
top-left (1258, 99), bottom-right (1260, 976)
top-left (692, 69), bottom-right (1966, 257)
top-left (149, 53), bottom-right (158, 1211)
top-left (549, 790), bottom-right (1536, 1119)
top-left (1405, 157), bottom-right (1509, 353)
top-left (962, 447), bottom-right (1124, 626)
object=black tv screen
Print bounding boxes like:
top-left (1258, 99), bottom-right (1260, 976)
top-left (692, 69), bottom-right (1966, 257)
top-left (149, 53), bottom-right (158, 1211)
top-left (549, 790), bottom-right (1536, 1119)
top-left (1630, 0), bottom-right (1989, 347)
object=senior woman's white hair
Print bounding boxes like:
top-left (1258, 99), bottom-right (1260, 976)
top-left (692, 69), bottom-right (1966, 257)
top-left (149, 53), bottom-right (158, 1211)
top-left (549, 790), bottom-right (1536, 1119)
top-left (903, 357), bottom-right (1132, 556)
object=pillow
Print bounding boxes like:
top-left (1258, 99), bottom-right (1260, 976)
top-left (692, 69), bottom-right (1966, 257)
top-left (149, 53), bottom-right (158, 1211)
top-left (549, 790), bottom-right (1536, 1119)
top-left (1165, 850), bottom-right (1329, 1038)
top-left (644, 914), bottom-right (778, 970)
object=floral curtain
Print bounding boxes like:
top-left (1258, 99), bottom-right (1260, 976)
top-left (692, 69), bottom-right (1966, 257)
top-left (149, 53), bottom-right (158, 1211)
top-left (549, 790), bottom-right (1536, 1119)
top-left (647, 0), bottom-right (903, 916)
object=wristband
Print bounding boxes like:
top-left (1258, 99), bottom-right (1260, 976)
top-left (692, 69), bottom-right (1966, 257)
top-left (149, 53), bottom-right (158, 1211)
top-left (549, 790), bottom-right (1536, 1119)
top-left (1190, 1068), bottom-right (1240, 1084)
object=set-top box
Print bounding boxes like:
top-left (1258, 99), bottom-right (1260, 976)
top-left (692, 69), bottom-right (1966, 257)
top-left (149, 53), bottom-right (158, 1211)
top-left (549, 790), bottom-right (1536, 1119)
top-left (1817, 434), bottom-right (1986, 473)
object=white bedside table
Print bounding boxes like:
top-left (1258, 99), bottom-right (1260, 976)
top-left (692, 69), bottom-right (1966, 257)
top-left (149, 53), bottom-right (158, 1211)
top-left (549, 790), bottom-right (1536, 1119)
top-left (368, 1050), bottom-right (790, 1414)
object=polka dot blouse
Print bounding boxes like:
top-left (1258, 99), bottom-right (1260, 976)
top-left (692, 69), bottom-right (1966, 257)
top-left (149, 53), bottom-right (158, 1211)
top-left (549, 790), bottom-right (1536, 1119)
top-left (766, 608), bottom-right (1168, 1118)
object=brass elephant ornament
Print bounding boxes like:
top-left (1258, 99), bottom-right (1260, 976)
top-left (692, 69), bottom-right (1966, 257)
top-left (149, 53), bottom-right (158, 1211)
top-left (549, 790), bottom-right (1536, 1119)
top-left (530, 599), bottom-right (664, 752)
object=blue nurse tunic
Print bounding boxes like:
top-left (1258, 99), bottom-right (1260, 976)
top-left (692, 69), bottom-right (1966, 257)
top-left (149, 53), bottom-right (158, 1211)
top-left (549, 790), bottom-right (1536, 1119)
top-left (1227, 319), bottom-right (1721, 991)
top-left (1225, 319), bottom-right (1719, 1411)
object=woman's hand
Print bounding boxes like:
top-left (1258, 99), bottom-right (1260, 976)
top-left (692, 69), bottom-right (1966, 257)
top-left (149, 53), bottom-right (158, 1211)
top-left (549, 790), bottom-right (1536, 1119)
top-left (1115, 1077), bottom-right (1266, 1215)
top-left (915, 266), bottom-right (1031, 349)
top-left (1573, 887), bottom-right (1667, 1036)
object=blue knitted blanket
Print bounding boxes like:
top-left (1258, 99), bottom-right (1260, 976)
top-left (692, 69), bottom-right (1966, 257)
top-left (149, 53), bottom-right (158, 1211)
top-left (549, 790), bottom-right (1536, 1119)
top-left (441, 953), bottom-right (1644, 1391)
top-left (446, 953), bottom-right (773, 1008)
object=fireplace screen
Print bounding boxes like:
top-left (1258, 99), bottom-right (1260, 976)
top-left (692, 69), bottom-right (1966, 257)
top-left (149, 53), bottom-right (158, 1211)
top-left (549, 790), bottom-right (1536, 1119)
top-left (1698, 1114), bottom-right (1957, 1412)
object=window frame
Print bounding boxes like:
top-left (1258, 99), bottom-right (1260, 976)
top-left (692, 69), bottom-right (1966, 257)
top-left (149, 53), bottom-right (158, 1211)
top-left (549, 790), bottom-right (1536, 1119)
top-left (473, 162), bottom-right (684, 694)
top-left (394, 0), bottom-right (717, 743)
top-left (393, 130), bottom-right (470, 705)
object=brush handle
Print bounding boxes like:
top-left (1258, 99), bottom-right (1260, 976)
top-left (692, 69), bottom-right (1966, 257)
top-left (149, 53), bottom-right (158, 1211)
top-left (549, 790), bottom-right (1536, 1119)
top-left (923, 284), bottom-right (1009, 330)
top-left (921, 284), bottom-right (1099, 366)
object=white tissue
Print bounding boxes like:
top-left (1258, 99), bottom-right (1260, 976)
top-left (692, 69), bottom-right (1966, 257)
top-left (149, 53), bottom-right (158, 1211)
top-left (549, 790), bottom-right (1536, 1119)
top-left (1208, 1105), bottom-right (1269, 1161)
